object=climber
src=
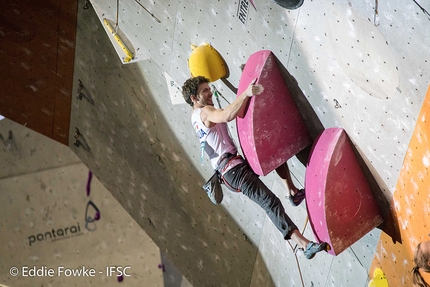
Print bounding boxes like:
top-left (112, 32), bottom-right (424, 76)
top-left (182, 75), bottom-right (328, 259)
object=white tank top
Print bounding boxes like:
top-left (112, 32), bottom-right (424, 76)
top-left (191, 108), bottom-right (237, 169)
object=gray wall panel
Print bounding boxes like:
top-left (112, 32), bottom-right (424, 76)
top-left (69, 0), bottom-right (430, 286)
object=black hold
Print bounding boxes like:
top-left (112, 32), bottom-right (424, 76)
top-left (76, 80), bottom-right (95, 105)
top-left (83, 0), bottom-right (91, 9)
top-left (271, 0), bottom-right (304, 10)
top-left (74, 127), bottom-right (90, 151)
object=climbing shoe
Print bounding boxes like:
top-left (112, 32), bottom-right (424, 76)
top-left (289, 189), bottom-right (305, 206)
top-left (202, 173), bottom-right (223, 205)
top-left (303, 242), bottom-right (328, 259)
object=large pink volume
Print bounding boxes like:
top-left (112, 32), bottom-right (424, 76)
top-left (236, 50), bottom-right (311, 176)
top-left (305, 128), bottom-right (384, 255)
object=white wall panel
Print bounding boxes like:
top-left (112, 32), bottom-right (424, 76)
top-left (69, 0), bottom-right (430, 286)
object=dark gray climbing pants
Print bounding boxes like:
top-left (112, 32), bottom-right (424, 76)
top-left (222, 162), bottom-right (298, 240)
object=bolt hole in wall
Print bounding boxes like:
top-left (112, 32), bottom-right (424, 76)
top-left (66, 0), bottom-right (430, 286)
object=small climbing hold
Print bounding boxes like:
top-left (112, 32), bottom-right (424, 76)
top-left (117, 274), bottom-right (124, 282)
top-left (86, 170), bottom-right (93, 196)
top-left (158, 263), bottom-right (165, 272)
top-left (94, 211), bottom-right (100, 221)
top-left (368, 268), bottom-right (389, 287)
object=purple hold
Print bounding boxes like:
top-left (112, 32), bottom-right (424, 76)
top-left (117, 275), bottom-right (124, 282)
top-left (86, 171), bottom-right (93, 197)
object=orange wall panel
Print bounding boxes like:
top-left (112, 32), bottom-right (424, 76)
top-left (371, 86), bottom-right (430, 286)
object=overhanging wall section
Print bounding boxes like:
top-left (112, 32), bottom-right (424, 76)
top-left (0, 0), bottom-right (78, 145)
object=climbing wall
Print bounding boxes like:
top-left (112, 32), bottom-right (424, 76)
top-left (70, 2), bottom-right (267, 286)
top-left (370, 86), bottom-right (430, 286)
top-left (0, 0), bottom-right (77, 145)
top-left (68, 0), bottom-right (430, 286)
top-left (1, 0), bottom-right (430, 286)
top-left (83, 0), bottom-right (430, 199)
top-left (0, 119), bottom-right (164, 287)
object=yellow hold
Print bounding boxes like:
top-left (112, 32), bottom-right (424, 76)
top-left (103, 19), bottom-right (133, 63)
top-left (188, 43), bottom-right (227, 82)
top-left (368, 268), bottom-right (389, 287)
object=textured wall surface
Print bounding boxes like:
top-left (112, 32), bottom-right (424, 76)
top-left (0, 0), bottom-right (78, 145)
top-left (370, 86), bottom-right (430, 285)
top-left (1, 0), bottom-right (428, 286)
top-left (68, 0), bottom-right (430, 286)
top-left (70, 0), bottom-right (430, 286)
top-left (83, 0), bottom-right (430, 197)
top-left (0, 119), bottom-right (164, 287)
top-left (70, 6), bottom-right (268, 286)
